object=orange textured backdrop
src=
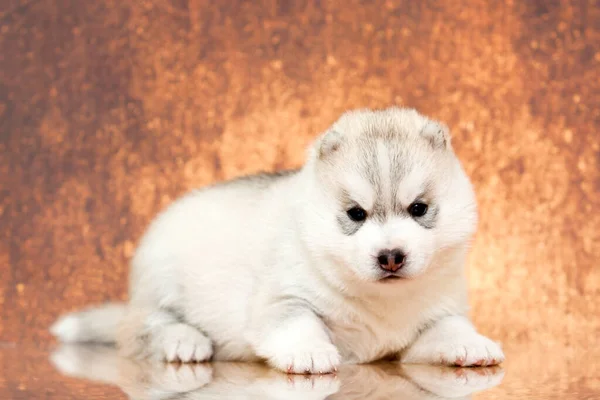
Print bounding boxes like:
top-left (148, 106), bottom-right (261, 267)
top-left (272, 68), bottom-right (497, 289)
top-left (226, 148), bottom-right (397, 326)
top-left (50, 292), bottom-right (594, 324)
top-left (0, 0), bottom-right (598, 349)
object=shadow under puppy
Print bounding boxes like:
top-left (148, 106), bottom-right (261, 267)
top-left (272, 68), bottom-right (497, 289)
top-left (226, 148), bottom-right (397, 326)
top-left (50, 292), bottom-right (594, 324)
top-left (51, 107), bottom-right (504, 374)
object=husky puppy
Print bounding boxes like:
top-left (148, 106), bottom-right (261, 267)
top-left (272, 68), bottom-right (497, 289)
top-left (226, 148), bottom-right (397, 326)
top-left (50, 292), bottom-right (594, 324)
top-left (51, 107), bottom-right (504, 374)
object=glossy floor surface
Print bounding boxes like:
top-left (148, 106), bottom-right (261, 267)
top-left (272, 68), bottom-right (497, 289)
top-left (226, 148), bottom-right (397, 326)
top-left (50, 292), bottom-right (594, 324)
top-left (1, 343), bottom-right (598, 399)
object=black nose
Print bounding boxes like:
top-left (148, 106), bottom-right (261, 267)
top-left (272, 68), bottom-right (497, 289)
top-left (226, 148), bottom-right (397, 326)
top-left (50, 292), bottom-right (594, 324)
top-left (377, 249), bottom-right (406, 272)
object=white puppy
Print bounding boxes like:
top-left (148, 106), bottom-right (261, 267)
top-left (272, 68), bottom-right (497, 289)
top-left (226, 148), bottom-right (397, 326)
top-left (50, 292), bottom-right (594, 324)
top-left (51, 107), bottom-right (504, 374)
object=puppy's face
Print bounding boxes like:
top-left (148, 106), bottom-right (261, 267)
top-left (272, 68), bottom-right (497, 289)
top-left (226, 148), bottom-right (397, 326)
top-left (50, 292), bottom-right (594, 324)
top-left (303, 108), bottom-right (477, 284)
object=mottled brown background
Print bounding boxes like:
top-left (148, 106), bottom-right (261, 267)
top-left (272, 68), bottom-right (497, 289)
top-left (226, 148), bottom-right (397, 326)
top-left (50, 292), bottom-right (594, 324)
top-left (0, 0), bottom-right (598, 352)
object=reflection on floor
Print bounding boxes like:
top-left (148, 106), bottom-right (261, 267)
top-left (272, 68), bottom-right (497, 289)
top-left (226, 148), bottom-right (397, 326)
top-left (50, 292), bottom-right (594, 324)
top-left (1, 342), bottom-right (598, 399)
top-left (50, 343), bottom-right (501, 400)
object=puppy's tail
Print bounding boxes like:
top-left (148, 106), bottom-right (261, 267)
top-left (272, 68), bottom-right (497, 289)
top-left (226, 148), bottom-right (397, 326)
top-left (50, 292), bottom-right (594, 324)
top-left (50, 303), bottom-right (126, 344)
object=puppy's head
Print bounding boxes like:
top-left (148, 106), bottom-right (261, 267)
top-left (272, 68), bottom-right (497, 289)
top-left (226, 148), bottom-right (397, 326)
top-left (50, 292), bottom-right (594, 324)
top-left (300, 108), bottom-right (477, 284)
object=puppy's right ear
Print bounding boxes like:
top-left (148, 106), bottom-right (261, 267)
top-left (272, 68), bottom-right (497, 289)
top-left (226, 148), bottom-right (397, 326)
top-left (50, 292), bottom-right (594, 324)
top-left (314, 130), bottom-right (343, 160)
top-left (420, 120), bottom-right (452, 150)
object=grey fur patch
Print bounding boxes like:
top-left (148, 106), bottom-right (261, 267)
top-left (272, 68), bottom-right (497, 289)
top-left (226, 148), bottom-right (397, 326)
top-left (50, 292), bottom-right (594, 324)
top-left (336, 135), bottom-right (441, 231)
top-left (336, 214), bottom-right (364, 236)
top-left (412, 204), bottom-right (439, 229)
top-left (420, 121), bottom-right (450, 150)
top-left (389, 147), bottom-right (408, 213)
top-left (370, 201), bottom-right (388, 223)
top-left (325, 108), bottom-right (448, 233)
top-left (336, 189), bottom-right (367, 236)
top-left (351, 133), bottom-right (414, 223)
top-left (189, 169), bottom-right (300, 199)
top-left (274, 295), bottom-right (323, 319)
top-left (163, 306), bottom-right (186, 322)
top-left (220, 169), bottom-right (300, 189)
top-left (318, 130), bottom-right (343, 159)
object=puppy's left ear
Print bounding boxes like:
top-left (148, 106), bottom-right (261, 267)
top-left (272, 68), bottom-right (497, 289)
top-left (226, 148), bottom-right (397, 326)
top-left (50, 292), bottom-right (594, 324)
top-left (312, 129), bottom-right (344, 160)
top-left (420, 120), bottom-right (452, 150)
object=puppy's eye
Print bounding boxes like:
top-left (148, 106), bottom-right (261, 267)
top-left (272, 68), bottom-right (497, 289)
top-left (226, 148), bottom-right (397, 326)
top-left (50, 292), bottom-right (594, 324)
top-left (347, 206), bottom-right (367, 222)
top-left (408, 202), bottom-right (428, 217)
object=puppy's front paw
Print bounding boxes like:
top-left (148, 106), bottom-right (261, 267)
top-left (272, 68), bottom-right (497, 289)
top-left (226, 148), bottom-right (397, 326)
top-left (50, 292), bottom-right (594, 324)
top-left (438, 335), bottom-right (504, 367)
top-left (267, 342), bottom-right (341, 374)
top-left (404, 334), bottom-right (504, 367)
top-left (162, 324), bottom-right (213, 363)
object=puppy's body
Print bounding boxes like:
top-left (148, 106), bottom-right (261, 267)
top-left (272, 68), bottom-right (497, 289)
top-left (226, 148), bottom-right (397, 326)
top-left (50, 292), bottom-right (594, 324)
top-left (52, 108), bottom-right (504, 373)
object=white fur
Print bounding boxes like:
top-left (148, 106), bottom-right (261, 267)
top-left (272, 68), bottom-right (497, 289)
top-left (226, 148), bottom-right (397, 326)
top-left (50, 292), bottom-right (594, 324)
top-left (51, 107), bottom-right (504, 373)
top-left (51, 315), bottom-right (81, 343)
top-left (51, 303), bottom-right (125, 343)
